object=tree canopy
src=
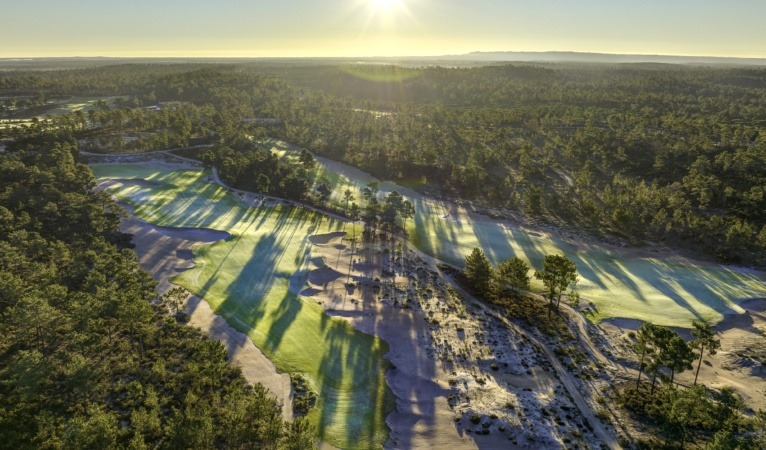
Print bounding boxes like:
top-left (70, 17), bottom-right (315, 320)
top-left (464, 248), bottom-right (494, 298)
top-left (534, 254), bottom-right (578, 313)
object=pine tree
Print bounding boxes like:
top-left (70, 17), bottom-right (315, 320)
top-left (690, 320), bottom-right (720, 385)
top-left (496, 257), bottom-right (531, 294)
top-left (464, 248), bottom-right (494, 298)
top-left (534, 254), bottom-right (578, 315)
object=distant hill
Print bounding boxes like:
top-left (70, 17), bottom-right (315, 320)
top-left (440, 51), bottom-right (766, 66)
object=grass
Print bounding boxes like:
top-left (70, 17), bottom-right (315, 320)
top-left (93, 164), bottom-right (394, 449)
top-left (411, 202), bottom-right (766, 326)
top-left (0, 118), bottom-right (37, 129)
top-left (41, 96), bottom-right (122, 117)
top-left (5, 96), bottom-right (121, 121)
top-left (269, 144), bottom-right (766, 328)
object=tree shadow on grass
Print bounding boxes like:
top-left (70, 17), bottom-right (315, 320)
top-left (146, 170), bottom-right (394, 448)
top-left (506, 225), bottom-right (548, 269)
top-left (413, 198), bottom-right (464, 265)
top-left (634, 259), bottom-right (742, 320)
top-left (472, 219), bottom-right (516, 265)
top-left (315, 317), bottom-right (393, 449)
top-left (195, 207), bottom-right (276, 300)
top-left (573, 251), bottom-right (646, 300)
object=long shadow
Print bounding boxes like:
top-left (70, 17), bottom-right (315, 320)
top-left (377, 242), bottom-right (447, 449)
top-left (263, 287), bottom-right (303, 353)
top-left (421, 199), bottom-right (464, 264)
top-left (119, 170), bottom-right (256, 232)
top-left (637, 259), bottom-right (740, 319)
top-left (316, 238), bottom-right (442, 448)
top-left (315, 310), bottom-right (393, 449)
top-left (218, 232), bottom-right (284, 324)
top-left (212, 206), bottom-right (394, 447)
top-left (119, 165), bottom-right (408, 447)
top-left (472, 219), bottom-right (516, 265)
top-left (506, 225), bottom-right (548, 268)
top-left (199, 207), bottom-right (296, 322)
top-left (196, 208), bottom-right (274, 300)
top-left (574, 251), bottom-right (647, 301)
top-left (568, 251), bottom-right (610, 291)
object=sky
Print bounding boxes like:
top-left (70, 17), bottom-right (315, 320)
top-left (2, 0), bottom-right (765, 58)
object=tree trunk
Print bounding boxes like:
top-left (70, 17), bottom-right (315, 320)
top-left (636, 350), bottom-right (645, 388)
top-left (547, 298), bottom-right (553, 318)
top-left (694, 347), bottom-right (705, 385)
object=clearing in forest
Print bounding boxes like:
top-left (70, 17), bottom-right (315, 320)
top-left (93, 164), bottom-right (394, 450)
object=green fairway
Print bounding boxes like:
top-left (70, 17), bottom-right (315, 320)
top-left (93, 164), bottom-right (394, 449)
top-left (269, 143), bottom-right (766, 327)
top-left (408, 203), bottom-right (766, 326)
top-left (0, 118), bottom-right (36, 129)
top-left (43, 96), bottom-right (121, 117)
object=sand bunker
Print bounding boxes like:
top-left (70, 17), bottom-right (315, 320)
top-left (153, 225), bottom-right (231, 242)
top-left (307, 265), bottom-right (345, 286)
top-left (308, 231), bottom-right (346, 245)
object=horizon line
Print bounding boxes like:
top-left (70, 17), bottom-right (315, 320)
top-left (2, 50), bottom-right (766, 61)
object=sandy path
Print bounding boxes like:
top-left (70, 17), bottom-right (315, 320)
top-left (116, 202), bottom-right (293, 420)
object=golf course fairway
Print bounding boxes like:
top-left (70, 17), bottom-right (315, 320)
top-left (93, 164), bottom-right (394, 449)
top-left (270, 141), bottom-right (766, 327)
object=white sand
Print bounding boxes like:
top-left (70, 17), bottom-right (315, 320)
top-left (302, 232), bottom-right (602, 449)
top-left (600, 299), bottom-right (766, 412)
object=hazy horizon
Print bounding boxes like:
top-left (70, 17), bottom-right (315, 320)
top-left (2, 0), bottom-right (766, 59)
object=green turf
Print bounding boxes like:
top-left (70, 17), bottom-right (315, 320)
top-left (0, 119), bottom-right (36, 129)
top-left (268, 144), bottom-right (766, 328)
top-left (270, 140), bottom-right (382, 209)
top-left (93, 164), bottom-right (394, 449)
top-left (42, 96), bottom-right (121, 117)
top-left (408, 205), bottom-right (766, 326)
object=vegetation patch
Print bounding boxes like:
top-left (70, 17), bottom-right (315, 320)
top-left (291, 374), bottom-right (318, 418)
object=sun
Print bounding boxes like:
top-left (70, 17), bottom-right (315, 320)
top-left (371, 0), bottom-right (402, 11)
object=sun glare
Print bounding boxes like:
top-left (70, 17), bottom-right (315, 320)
top-left (371, 0), bottom-right (402, 11)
